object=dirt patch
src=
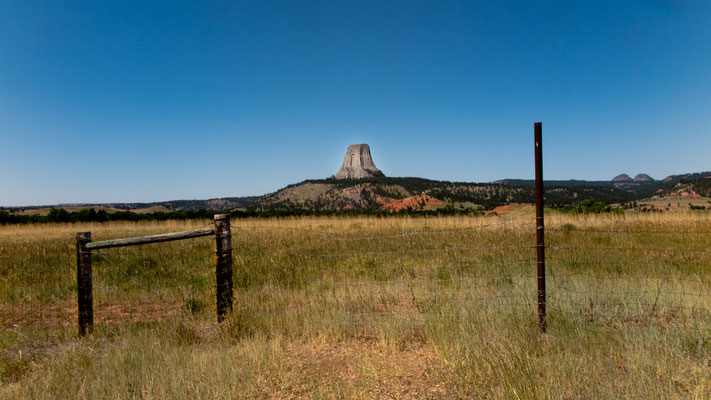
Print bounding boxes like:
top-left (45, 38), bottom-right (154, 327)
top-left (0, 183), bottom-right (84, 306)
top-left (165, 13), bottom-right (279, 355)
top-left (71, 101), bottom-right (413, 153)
top-left (282, 339), bottom-right (447, 398)
top-left (0, 299), bottom-right (178, 329)
top-left (487, 203), bottom-right (535, 215)
top-left (490, 204), bottom-right (514, 213)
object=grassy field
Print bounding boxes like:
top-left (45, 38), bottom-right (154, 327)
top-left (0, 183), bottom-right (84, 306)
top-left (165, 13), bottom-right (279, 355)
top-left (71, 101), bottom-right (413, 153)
top-left (1, 212), bottom-right (711, 399)
top-left (635, 196), bottom-right (711, 211)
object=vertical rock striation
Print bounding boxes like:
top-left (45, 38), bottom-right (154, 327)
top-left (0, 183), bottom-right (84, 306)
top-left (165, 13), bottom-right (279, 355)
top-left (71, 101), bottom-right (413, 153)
top-left (334, 144), bottom-right (384, 179)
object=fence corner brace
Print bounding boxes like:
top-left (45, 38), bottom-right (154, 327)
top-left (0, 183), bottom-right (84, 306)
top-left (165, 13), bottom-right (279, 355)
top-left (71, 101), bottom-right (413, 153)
top-left (214, 214), bottom-right (233, 322)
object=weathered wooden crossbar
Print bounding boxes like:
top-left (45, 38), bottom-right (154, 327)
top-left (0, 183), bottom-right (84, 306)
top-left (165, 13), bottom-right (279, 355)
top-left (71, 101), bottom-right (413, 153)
top-left (85, 227), bottom-right (215, 250)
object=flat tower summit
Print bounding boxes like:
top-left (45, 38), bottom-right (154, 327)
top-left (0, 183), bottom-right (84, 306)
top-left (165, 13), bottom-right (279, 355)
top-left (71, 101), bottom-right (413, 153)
top-left (334, 143), bottom-right (384, 179)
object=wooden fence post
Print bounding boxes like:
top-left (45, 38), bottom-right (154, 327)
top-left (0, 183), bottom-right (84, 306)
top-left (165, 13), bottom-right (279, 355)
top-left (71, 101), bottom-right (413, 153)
top-left (214, 214), bottom-right (233, 322)
top-left (76, 232), bottom-right (93, 336)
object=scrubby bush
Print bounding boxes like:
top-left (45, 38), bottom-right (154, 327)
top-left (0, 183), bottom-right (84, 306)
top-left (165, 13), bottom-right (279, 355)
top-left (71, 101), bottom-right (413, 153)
top-left (573, 199), bottom-right (622, 214)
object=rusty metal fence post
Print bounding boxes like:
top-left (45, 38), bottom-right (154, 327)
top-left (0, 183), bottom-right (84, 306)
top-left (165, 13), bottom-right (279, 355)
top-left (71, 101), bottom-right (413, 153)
top-left (214, 214), bottom-right (233, 322)
top-left (76, 231), bottom-right (93, 336)
top-left (534, 122), bottom-right (547, 332)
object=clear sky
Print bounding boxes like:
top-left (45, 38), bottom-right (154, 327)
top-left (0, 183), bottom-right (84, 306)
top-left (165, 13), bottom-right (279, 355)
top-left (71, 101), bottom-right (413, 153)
top-left (1, 1), bottom-right (710, 206)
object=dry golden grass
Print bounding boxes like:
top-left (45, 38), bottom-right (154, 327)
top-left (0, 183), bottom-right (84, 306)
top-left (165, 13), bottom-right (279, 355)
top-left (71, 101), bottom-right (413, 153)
top-left (1, 212), bottom-right (711, 399)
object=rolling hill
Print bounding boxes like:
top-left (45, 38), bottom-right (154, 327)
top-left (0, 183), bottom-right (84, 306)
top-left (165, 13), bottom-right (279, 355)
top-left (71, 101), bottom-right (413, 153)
top-left (251, 177), bottom-right (637, 211)
top-left (6, 172), bottom-right (711, 215)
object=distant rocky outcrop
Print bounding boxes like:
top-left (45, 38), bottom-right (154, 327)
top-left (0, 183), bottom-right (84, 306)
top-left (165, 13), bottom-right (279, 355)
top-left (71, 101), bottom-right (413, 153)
top-left (379, 194), bottom-right (445, 212)
top-left (634, 174), bottom-right (654, 182)
top-left (612, 174), bottom-right (633, 182)
top-left (611, 173), bottom-right (658, 191)
top-left (334, 144), bottom-right (384, 179)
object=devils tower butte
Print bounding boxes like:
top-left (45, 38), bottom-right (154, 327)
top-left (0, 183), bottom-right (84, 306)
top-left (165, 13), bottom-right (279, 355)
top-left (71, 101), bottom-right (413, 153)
top-left (334, 144), bottom-right (384, 179)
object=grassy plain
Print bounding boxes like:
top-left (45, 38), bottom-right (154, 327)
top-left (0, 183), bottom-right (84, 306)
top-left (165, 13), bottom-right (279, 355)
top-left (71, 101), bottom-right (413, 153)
top-left (636, 195), bottom-right (711, 211)
top-left (1, 212), bottom-right (711, 399)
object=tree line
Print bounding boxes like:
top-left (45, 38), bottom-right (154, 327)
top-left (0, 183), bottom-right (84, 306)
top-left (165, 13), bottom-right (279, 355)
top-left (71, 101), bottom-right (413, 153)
top-left (0, 206), bottom-right (487, 224)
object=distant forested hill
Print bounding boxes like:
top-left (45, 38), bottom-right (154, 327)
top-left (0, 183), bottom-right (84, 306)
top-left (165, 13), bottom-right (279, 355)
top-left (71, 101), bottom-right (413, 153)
top-left (251, 177), bottom-right (637, 211)
top-left (8, 172), bottom-right (711, 215)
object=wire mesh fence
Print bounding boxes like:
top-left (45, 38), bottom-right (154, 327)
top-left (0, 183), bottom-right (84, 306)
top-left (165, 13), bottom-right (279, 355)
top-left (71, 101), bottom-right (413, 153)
top-left (545, 226), bottom-right (711, 333)
top-left (228, 218), bottom-right (535, 324)
top-left (222, 217), bottom-right (709, 338)
top-left (0, 221), bottom-right (218, 332)
top-left (91, 235), bottom-right (215, 325)
top-left (2, 216), bottom-right (710, 337)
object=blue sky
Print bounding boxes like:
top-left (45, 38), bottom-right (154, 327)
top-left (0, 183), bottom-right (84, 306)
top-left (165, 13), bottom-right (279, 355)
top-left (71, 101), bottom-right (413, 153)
top-left (1, 1), bottom-right (710, 206)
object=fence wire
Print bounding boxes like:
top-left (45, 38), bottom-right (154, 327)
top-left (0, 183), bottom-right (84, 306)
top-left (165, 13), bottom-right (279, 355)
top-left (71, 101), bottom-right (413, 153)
top-left (0, 223), bottom-right (217, 332)
top-left (224, 217), bottom-right (711, 335)
top-left (90, 233), bottom-right (216, 326)
top-left (2, 217), bottom-right (710, 337)
top-left (545, 228), bottom-right (711, 333)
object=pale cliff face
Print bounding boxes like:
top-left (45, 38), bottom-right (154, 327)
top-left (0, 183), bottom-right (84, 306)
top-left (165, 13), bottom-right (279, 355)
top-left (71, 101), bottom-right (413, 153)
top-left (334, 143), bottom-right (384, 179)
